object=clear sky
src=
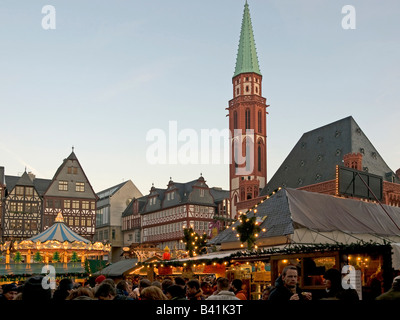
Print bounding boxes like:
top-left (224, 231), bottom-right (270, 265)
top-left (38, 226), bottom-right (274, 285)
top-left (1, 0), bottom-right (399, 195)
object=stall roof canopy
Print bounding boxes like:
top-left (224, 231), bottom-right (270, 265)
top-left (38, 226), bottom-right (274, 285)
top-left (210, 188), bottom-right (400, 245)
top-left (27, 214), bottom-right (90, 244)
top-left (94, 258), bottom-right (138, 277)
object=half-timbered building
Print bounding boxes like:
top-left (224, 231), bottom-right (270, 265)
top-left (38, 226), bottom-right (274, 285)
top-left (122, 195), bottom-right (148, 247)
top-left (42, 151), bottom-right (98, 241)
top-left (126, 176), bottom-right (230, 251)
top-left (0, 167), bottom-right (6, 241)
top-left (2, 171), bottom-right (51, 241)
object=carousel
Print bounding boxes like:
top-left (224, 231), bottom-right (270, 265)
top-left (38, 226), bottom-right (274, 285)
top-left (0, 213), bottom-right (111, 284)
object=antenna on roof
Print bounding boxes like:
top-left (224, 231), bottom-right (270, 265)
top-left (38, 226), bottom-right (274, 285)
top-left (72, 145), bottom-right (75, 152)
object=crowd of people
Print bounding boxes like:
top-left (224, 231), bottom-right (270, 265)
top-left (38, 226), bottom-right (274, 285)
top-left (0, 265), bottom-right (399, 301)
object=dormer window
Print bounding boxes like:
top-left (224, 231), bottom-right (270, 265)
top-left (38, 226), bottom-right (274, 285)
top-left (200, 189), bottom-right (205, 197)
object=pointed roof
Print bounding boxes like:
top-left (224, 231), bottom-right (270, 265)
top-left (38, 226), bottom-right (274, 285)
top-left (233, 1), bottom-right (262, 78)
top-left (27, 213), bottom-right (90, 243)
top-left (15, 171), bottom-right (34, 187)
top-left (261, 116), bottom-right (400, 196)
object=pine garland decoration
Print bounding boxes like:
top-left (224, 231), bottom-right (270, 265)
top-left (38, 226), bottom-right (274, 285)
top-left (182, 227), bottom-right (208, 257)
top-left (236, 214), bottom-right (261, 250)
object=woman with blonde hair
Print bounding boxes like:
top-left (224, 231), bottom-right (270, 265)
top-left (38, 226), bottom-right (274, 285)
top-left (140, 285), bottom-right (168, 300)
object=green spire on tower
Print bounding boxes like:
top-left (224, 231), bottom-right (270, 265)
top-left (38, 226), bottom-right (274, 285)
top-left (233, 1), bottom-right (261, 78)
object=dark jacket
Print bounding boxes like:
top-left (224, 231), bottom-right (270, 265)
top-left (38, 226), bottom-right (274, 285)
top-left (268, 276), bottom-right (305, 301)
top-left (187, 289), bottom-right (205, 301)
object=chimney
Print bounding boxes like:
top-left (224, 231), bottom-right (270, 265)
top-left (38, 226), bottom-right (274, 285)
top-left (343, 153), bottom-right (363, 171)
top-left (27, 171), bottom-right (36, 181)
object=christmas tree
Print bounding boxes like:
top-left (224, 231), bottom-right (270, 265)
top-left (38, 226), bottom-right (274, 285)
top-left (33, 251), bottom-right (43, 262)
top-left (70, 251), bottom-right (79, 263)
top-left (13, 251), bottom-right (23, 263)
top-left (52, 251), bottom-right (61, 262)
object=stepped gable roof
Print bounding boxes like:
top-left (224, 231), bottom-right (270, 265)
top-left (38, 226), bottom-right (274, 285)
top-left (27, 213), bottom-right (90, 243)
top-left (261, 116), bottom-right (399, 196)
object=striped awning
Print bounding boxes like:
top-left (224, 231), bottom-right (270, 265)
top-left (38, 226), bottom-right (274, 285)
top-left (27, 213), bottom-right (90, 244)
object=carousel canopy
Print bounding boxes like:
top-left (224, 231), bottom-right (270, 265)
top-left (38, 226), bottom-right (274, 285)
top-left (27, 213), bottom-right (90, 244)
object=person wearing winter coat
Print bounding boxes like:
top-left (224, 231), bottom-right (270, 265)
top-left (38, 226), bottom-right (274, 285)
top-left (376, 276), bottom-right (400, 301)
top-left (186, 279), bottom-right (205, 300)
top-left (320, 268), bottom-right (359, 301)
top-left (206, 277), bottom-right (240, 300)
top-left (268, 265), bottom-right (312, 301)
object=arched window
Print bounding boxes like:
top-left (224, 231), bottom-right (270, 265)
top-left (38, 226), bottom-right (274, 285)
top-left (258, 143), bottom-right (262, 172)
top-left (258, 110), bottom-right (262, 133)
top-left (245, 109), bottom-right (250, 130)
top-left (234, 111), bottom-right (238, 129)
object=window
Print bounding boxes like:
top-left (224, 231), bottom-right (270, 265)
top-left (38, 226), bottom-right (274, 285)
top-left (258, 144), bottom-right (262, 172)
top-left (245, 109), bottom-right (250, 130)
top-left (54, 200), bottom-right (61, 209)
top-left (64, 200), bottom-right (70, 209)
top-left (10, 202), bottom-right (17, 212)
top-left (16, 186), bottom-right (24, 195)
top-left (234, 111), bottom-right (238, 129)
top-left (67, 167), bottom-right (78, 174)
top-left (72, 200), bottom-right (80, 209)
top-left (87, 218), bottom-right (92, 226)
top-left (82, 201), bottom-right (89, 210)
top-left (258, 110), bottom-right (262, 133)
top-left (59, 181), bottom-right (68, 191)
top-left (76, 182), bottom-right (85, 192)
top-left (26, 187), bottom-right (33, 196)
top-left (81, 217), bottom-right (86, 226)
top-left (200, 189), bottom-right (205, 197)
top-left (17, 202), bottom-right (23, 212)
top-left (32, 203), bottom-right (38, 213)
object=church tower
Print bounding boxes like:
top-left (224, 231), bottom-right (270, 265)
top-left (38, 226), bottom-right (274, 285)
top-left (228, 1), bottom-right (268, 218)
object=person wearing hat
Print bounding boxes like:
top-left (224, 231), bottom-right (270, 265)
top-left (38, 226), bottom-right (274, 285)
top-left (22, 276), bottom-right (52, 301)
top-left (0, 283), bottom-right (18, 300)
top-left (95, 275), bottom-right (106, 285)
top-left (376, 276), bottom-right (400, 300)
top-left (321, 268), bottom-right (359, 301)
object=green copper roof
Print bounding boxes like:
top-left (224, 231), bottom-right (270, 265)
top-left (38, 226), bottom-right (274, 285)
top-left (233, 1), bottom-right (262, 77)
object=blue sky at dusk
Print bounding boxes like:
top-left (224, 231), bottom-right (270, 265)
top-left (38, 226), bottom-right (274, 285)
top-left (1, 0), bottom-right (399, 195)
